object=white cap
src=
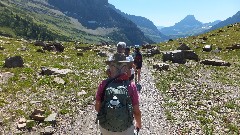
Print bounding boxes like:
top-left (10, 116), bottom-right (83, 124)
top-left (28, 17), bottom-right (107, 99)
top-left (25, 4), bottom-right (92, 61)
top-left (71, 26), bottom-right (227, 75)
top-left (117, 42), bottom-right (126, 48)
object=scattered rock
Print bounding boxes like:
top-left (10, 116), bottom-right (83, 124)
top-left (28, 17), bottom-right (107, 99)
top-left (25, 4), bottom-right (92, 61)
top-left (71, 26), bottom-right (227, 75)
top-left (0, 46), bottom-right (5, 50)
top-left (18, 118), bottom-right (26, 124)
top-left (177, 43), bottom-right (191, 50)
top-left (200, 59), bottom-right (231, 66)
top-left (0, 72), bottom-right (14, 84)
top-left (36, 49), bottom-right (45, 53)
top-left (17, 123), bottom-right (26, 130)
top-left (77, 52), bottom-right (84, 56)
top-left (4, 56), bottom-right (24, 68)
top-left (44, 113), bottom-right (57, 124)
top-left (41, 126), bottom-right (55, 135)
top-left (30, 101), bottom-right (42, 104)
top-left (153, 63), bottom-right (169, 71)
top-left (52, 42), bottom-right (64, 52)
top-left (77, 90), bottom-right (87, 96)
top-left (18, 46), bottom-right (28, 51)
top-left (31, 109), bottom-right (45, 121)
top-left (31, 114), bottom-right (45, 121)
top-left (226, 44), bottom-right (240, 50)
top-left (53, 77), bottom-right (65, 84)
top-left (32, 109), bottom-right (45, 115)
top-left (32, 127), bottom-right (37, 131)
top-left (40, 67), bottom-right (72, 76)
top-left (34, 41), bottom-right (46, 47)
top-left (97, 52), bottom-right (107, 57)
top-left (203, 45), bottom-right (212, 52)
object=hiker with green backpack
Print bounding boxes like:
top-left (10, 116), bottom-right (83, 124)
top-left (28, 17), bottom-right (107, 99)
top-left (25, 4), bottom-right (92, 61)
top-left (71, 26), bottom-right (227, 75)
top-left (95, 52), bottom-right (141, 135)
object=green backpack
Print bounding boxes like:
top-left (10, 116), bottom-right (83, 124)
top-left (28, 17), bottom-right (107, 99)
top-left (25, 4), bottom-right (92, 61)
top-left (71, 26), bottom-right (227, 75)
top-left (97, 80), bottom-right (134, 132)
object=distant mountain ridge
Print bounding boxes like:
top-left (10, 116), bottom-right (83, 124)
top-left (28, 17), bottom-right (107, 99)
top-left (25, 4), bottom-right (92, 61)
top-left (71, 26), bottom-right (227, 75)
top-left (160, 15), bottom-right (221, 39)
top-left (206, 11), bottom-right (240, 32)
top-left (0, 0), bottom-right (154, 45)
top-left (109, 4), bottom-right (169, 43)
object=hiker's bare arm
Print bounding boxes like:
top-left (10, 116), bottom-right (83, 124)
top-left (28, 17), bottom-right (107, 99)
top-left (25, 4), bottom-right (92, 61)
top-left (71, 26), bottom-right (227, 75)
top-left (133, 104), bottom-right (141, 129)
top-left (95, 100), bottom-right (101, 112)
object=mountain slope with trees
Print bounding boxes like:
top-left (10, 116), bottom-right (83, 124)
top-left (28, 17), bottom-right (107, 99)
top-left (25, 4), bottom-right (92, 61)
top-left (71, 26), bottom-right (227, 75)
top-left (0, 0), bottom-right (153, 45)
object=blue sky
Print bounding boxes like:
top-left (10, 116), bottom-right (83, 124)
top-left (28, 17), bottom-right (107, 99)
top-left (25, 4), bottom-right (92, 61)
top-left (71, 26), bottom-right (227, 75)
top-left (108, 0), bottom-right (240, 27)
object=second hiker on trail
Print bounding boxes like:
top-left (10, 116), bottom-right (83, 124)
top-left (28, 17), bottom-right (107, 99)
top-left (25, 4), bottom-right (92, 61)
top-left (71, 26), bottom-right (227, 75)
top-left (125, 46), bottom-right (135, 82)
top-left (95, 52), bottom-right (141, 135)
top-left (132, 45), bottom-right (143, 84)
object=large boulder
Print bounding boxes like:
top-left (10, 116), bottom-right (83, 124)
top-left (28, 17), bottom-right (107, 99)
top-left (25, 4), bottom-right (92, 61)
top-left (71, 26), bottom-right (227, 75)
top-left (171, 50), bottom-right (186, 64)
top-left (226, 44), bottom-right (240, 50)
top-left (34, 41), bottom-right (46, 47)
top-left (52, 42), bottom-right (65, 52)
top-left (183, 50), bottom-right (199, 61)
top-left (163, 50), bottom-right (198, 64)
top-left (41, 42), bottom-right (64, 52)
top-left (200, 59), bottom-right (231, 66)
top-left (43, 44), bottom-right (56, 51)
top-left (4, 56), bottom-right (24, 68)
top-left (203, 45), bottom-right (212, 52)
top-left (177, 43), bottom-right (191, 50)
top-left (162, 51), bottom-right (172, 62)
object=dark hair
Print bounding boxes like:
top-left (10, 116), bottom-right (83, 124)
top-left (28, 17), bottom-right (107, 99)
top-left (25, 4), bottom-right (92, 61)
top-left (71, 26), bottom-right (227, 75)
top-left (125, 47), bottom-right (130, 51)
top-left (135, 47), bottom-right (140, 52)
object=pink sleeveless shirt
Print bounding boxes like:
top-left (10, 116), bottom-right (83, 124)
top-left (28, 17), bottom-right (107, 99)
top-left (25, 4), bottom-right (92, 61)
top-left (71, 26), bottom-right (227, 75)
top-left (96, 80), bottom-right (139, 106)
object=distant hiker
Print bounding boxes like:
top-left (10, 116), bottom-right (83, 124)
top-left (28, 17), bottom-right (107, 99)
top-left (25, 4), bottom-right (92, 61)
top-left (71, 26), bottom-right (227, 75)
top-left (95, 52), bottom-right (141, 135)
top-left (132, 45), bottom-right (143, 84)
top-left (125, 47), bottom-right (135, 81)
top-left (106, 42), bottom-right (126, 77)
top-left (117, 42), bottom-right (126, 53)
top-left (106, 42), bottom-right (135, 81)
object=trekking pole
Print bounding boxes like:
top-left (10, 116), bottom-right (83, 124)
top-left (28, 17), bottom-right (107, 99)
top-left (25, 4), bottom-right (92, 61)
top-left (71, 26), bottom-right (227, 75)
top-left (137, 127), bottom-right (140, 135)
top-left (134, 127), bottom-right (140, 135)
top-left (96, 119), bottom-right (100, 135)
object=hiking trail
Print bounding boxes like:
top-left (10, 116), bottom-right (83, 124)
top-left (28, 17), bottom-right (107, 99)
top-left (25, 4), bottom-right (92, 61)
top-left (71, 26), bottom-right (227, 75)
top-left (55, 62), bottom-right (176, 134)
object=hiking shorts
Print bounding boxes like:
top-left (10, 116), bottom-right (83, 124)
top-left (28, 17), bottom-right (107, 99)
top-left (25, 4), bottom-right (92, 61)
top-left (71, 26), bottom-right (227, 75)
top-left (100, 125), bottom-right (134, 135)
top-left (135, 63), bottom-right (142, 69)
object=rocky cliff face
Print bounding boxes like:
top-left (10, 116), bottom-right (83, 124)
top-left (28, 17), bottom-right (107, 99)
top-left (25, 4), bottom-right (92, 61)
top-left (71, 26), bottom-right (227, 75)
top-left (48, 0), bottom-right (110, 28)
top-left (48, 0), bottom-right (153, 45)
top-left (49, 0), bottom-right (108, 11)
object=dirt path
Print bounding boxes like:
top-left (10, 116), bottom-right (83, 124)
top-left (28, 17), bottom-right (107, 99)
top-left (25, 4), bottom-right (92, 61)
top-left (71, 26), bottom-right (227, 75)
top-left (138, 63), bottom-right (175, 135)
top-left (58, 62), bottom-right (175, 134)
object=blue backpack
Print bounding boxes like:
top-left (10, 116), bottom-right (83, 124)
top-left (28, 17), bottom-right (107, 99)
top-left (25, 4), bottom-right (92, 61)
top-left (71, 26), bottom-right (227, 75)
top-left (97, 80), bottom-right (134, 132)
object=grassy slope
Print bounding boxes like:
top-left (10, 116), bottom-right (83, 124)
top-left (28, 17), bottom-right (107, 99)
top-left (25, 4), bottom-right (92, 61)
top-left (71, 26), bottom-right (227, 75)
top-left (151, 23), bottom-right (240, 134)
top-left (0, 0), bottom-right (112, 43)
top-left (0, 36), bottom-right (107, 131)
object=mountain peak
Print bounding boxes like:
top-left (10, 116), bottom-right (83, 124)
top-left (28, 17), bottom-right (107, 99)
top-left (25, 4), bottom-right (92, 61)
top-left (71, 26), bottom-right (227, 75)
top-left (185, 15), bottom-right (195, 19)
top-left (183, 15), bottom-right (196, 20)
top-left (176, 15), bottom-right (202, 26)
